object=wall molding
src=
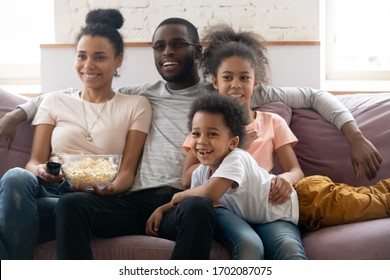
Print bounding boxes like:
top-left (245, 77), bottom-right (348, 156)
top-left (41, 41), bottom-right (320, 48)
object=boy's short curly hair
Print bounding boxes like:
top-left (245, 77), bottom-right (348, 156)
top-left (188, 94), bottom-right (247, 148)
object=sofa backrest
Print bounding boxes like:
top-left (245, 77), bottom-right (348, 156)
top-left (1, 89), bottom-right (389, 187)
top-left (0, 89), bottom-right (35, 177)
top-left (290, 93), bottom-right (390, 186)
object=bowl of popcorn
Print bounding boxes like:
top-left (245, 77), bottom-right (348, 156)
top-left (58, 154), bottom-right (122, 191)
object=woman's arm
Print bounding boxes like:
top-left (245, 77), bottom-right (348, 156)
top-left (101, 130), bottom-right (148, 195)
top-left (269, 144), bottom-right (304, 205)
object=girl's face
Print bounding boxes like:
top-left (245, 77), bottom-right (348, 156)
top-left (75, 35), bottom-right (123, 91)
top-left (190, 111), bottom-right (239, 173)
top-left (212, 56), bottom-right (258, 107)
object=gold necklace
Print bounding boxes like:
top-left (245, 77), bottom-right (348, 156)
top-left (81, 92), bottom-right (111, 142)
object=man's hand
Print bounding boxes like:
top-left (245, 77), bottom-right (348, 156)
top-left (349, 135), bottom-right (382, 180)
top-left (341, 121), bottom-right (382, 180)
top-left (0, 108), bottom-right (28, 154)
top-left (146, 209), bottom-right (163, 236)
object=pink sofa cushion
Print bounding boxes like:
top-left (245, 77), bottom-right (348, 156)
top-left (0, 89), bottom-right (35, 177)
top-left (302, 217), bottom-right (390, 259)
top-left (259, 102), bottom-right (292, 125)
top-left (34, 237), bottom-right (231, 260)
top-left (290, 93), bottom-right (390, 186)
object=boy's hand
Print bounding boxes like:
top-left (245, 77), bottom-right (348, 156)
top-left (146, 208), bottom-right (164, 236)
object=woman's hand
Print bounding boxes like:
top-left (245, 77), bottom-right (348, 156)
top-left (36, 163), bottom-right (64, 184)
top-left (268, 175), bottom-right (293, 205)
top-left (72, 183), bottom-right (116, 196)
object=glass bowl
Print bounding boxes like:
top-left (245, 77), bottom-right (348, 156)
top-left (58, 154), bottom-right (122, 190)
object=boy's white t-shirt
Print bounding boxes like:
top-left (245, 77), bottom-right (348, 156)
top-left (191, 148), bottom-right (299, 224)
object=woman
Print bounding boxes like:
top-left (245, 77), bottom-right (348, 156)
top-left (0, 8), bottom-right (152, 259)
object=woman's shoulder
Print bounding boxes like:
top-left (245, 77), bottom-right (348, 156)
top-left (41, 89), bottom-right (79, 104)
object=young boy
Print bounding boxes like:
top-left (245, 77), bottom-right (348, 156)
top-left (146, 94), bottom-right (299, 236)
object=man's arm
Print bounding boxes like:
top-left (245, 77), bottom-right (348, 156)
top-left (252, 86), bottom-right (382, 180)
top-left (0, 89), bottom-right (76, 153)
top-left (0, 107), bottom-right (28, 154)
top-left (252, 86), bottom-right (353, 129)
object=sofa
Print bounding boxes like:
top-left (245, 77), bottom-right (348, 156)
top-left (1, 87), bottom-right (390, 260)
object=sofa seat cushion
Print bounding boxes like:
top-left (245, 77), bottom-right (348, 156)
top-left (302, 217), bottom-right (390, 259)
top-left (34, 236), bottom-right (231, 260)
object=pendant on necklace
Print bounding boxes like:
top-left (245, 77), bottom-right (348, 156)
top-left (86, 134), bottom-right (92, 141)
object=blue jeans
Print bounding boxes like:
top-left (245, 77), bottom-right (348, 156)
top-left (214, 207), bottom-right (307, 260)
top-left (0, 167), bottom-right (69, 259)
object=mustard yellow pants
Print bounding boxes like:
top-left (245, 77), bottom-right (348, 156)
top-left (295, 175), bottom-right (390, 231)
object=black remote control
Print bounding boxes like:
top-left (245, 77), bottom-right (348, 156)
top-left (46, 161), bottom-right (61, 175)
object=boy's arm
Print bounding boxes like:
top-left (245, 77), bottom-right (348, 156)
top-left (252, 86), bottom-right (382, 179)
top-left (172, 177), bottom-right (234, 206)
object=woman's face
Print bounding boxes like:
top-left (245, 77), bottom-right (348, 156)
top-left (75, 35), bottom-right (123, 91)
top-left (212, 56), bottom-right (257, 107)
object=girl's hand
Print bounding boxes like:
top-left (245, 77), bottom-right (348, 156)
top-left (269, 175), bottom-right (292, 205)
top-left (146, 208), bottom-right (164, 236)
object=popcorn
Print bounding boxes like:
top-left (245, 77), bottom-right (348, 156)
top-left (62, 157), bottom-right (118, 187)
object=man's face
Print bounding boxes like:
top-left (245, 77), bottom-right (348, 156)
top-left (152, 24), bottom-right (200, 89)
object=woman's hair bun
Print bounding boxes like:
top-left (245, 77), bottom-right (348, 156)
top-left (85, 9), bottom-right (124, 30)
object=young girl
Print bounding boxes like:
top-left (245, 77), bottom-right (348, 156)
top-left (146, 94), bottom-right (299, 233)
top-left (181, 24), bottom-right (307, 260)
top-left (184, 24), bottom-right (390, 259)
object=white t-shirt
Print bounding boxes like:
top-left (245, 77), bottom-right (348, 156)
top-left (32, 91), bottom-right (152, 157)
top-left (190, 148), bottom-right (299, 224)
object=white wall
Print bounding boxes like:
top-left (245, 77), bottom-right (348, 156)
top-left (41, 0), bottom-right (321, 92)
top-left (54, 0), bottom-right (319, 42)
top-left (41, 45), bottom-right (320, 92)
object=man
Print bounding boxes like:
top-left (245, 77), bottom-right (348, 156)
top-left (0, 18), bottom-right (382, 259)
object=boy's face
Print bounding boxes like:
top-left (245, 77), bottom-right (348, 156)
top-left (212, 56), bottom-right (257, 107)
top-left (152, 24), bottom-right (201, 90)
top-left (189, 111), bottom-right (238, 173)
